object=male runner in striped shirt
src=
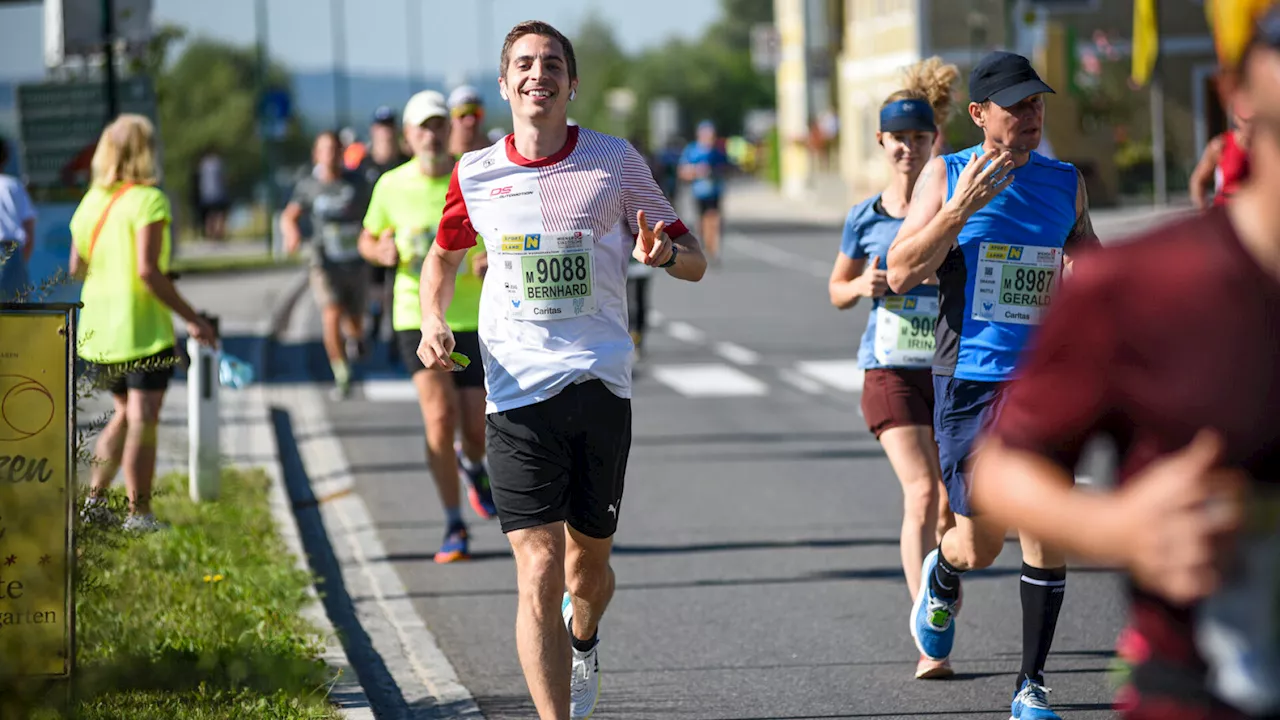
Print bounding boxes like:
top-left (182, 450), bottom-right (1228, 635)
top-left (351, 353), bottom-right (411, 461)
top-left (416, 20), bottom-right (707, 720)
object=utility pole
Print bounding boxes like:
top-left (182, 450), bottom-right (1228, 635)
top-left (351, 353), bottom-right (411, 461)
top-left (331, 0), bottom-right (349, 129)
top-left (101, 0), bottom-right (118, 123)
top-left (1150, 1), bottom-right (1167, 206)
top-left (256, 0), bottom-right (278, 254)
top-left (406, 0), bottom-right (423, 92)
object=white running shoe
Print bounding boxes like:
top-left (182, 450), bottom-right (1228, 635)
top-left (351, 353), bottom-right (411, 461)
top-left (563, 591), bottom-right (601, 719)
top-left (122, 513), bottom-right (166, 534)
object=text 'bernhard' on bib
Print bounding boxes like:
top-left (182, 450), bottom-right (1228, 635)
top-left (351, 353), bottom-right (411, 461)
top-left (493, 230), bottom-right (597, 321)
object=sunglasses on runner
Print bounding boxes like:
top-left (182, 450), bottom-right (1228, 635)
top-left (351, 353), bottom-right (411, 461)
top-left (451, 103), bottom-right (484, 121)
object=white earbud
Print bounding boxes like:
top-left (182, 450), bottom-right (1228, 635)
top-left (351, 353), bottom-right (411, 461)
top-left (569, 89), bottom-right (576, 101)
top-left (500, 87), bottom-right (509, 101)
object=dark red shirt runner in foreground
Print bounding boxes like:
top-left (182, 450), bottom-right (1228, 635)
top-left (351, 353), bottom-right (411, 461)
top-left (990, 207), bottom-right (1280, 719)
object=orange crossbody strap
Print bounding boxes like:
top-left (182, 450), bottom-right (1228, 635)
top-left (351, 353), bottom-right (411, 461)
top-left (87, 183), bottom-right (136, 261)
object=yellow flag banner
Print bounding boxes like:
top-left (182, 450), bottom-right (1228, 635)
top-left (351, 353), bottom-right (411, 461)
top-left (1132, 0), bottom-right (1158, 86)
top-left (1207, 0), bottom-right (1280, 69)
top-left (0, 309), bottom-right (74, 679)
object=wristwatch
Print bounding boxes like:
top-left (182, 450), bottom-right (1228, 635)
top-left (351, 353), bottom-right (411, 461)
top-left (659, 243), bottom-right (679, 268)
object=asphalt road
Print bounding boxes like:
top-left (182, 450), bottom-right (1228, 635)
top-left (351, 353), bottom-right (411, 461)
top-left (280, 200), bottom-right (1180, 719)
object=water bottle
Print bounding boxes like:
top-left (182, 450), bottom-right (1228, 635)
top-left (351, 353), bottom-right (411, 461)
top-left (218, 353), bottom-right (255, 389)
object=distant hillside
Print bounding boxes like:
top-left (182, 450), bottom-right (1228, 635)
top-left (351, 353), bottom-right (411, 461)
top-left (289, 70), bottom-right (505, 132)
top-left (0, 69), bottom-right (508, 141)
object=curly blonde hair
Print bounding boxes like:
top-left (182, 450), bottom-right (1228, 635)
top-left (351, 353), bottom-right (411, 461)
top-left (883, 56), bottom-right (961, 127)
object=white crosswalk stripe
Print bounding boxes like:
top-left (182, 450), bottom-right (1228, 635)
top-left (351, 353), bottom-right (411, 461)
top-left (714, 341), bottom-right (760, 366)
top-left (794, 360), bottom-right (865, 392)
top-left (650, 363), bottom-right (769, 397)
top-left (665, 320), bottom-right (707, 343)
top-left (361, 379), bottom-right (418, 402)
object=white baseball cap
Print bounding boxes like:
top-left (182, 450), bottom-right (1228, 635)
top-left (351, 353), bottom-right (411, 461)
top-left (403, 90), bottom-right (449, 127)
top-left (447, 84), bottom-right (483, 110)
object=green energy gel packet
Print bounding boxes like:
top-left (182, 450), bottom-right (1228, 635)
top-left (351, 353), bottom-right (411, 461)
top-left (449, 352), bottom-right (471, 371)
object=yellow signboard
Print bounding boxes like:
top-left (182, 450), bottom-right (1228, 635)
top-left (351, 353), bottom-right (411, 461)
top-left (0, 308), bottom-right (75, 678)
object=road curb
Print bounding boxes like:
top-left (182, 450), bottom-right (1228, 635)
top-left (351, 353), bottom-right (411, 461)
top-left (262, 285), bottom-right (485, 719)
top-left (244, 305), bottom-right (377, 719)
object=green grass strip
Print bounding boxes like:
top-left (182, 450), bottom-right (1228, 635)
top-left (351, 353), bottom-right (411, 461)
top-left (11, 468), bottom-right (344, 719)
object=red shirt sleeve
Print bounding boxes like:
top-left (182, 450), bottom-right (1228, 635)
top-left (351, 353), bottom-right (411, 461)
top-left (620, 143), bottom-right (688, 239)
top-left (436, 163), bottom-right (478, 251)
top-left (990, 255), bottom-right (1123, 469)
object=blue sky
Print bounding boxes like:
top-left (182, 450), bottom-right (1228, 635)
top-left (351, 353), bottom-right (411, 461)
top-left (0, 0), bottom-right (721, 82)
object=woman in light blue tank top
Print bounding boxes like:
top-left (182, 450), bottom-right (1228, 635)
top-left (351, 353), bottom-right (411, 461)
top-left (827, 71), bottom-right (959, 681)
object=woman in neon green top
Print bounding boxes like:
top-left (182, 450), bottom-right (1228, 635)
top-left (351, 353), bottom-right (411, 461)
top-left (69, 114), bottom-right (217, 533)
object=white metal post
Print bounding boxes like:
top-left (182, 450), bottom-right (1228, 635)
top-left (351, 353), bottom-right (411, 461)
top-left (187, 315), bottom-right (221, 502)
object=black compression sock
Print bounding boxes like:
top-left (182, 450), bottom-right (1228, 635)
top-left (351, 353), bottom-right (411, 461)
top-left (571, 627), bottom-right (598, 653)
top-left (929, 548), bottom-right (964, 602)
top-left (1019, 563), bottom-right (1067, 691)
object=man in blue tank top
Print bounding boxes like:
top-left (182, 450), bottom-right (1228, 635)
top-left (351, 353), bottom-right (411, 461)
top-left (886, 51), bottom-right (1100, 719)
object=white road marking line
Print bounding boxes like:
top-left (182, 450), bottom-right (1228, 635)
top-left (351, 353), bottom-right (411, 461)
top-left (273, 384), bottom-right (484, 717)
top-left (778, 370), bottom-right (825, 394)
top-left (651, 363), bottom-right (769, 397)
top-left (727, 232), bottom-right (831, 278)
top-left (665, 320), bottom-right (707, 344)
top-left (361, 379), bottom-right (419, 402)
top-left (795, 360), bottom-right (866, 392)
top-left (714, 341), bottom-right (760, 366)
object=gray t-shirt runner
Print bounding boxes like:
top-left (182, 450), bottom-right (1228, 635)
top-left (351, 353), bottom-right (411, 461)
top-left (290, 170), bottom-right (369, 266)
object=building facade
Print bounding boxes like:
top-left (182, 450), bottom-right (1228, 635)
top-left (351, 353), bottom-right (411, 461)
top-left (790, 0), bottom-right (1220, 207)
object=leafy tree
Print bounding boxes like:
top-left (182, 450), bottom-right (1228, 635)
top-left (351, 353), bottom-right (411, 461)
top-left (568, 12), bottom-right (630, 135)
top-left (569, 0), bottom-right (775, 146)
top-left (153, 38), bottom-right (309, 230)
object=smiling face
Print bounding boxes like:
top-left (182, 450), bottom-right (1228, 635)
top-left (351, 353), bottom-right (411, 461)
top-left (971, 94), bottom-right (1045, 153)
top-left (500, 32), bottom-right (577, 124)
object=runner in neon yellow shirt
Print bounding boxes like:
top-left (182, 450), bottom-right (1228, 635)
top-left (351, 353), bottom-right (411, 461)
top-left (359, 90), bottom-right (495, 563)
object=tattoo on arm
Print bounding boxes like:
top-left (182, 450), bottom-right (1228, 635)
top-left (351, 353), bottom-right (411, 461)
top-left (912, 162), bottom-right (936, 197)
top-left (1066, 168), bottom-right (1098, 252)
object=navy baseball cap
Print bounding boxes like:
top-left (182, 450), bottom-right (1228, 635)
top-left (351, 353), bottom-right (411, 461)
top-left (372, 105), bottom-right (396, 125)
top-left (969, 51), bottom-right (1055, 107)
top-left (880, 99), bottom-right (935, 132)
top-left (1260, 4), bottom-right (1280, 48)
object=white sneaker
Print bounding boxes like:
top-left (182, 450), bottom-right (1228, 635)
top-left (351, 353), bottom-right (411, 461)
top-left (122, 513), bottom-right (166, 534)
top-left (563, 592), bottom-right (601, 719)
top-left (80, 498), bottom-right (117, 525)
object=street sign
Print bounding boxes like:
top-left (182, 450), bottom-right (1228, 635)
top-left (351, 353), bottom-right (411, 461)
top-left (44, 0), bottom-right (153, 67)
top-left (751, 24), bottom-right (781, 73)
top-left (259, 89), bottom-right (291, 141)
top-left (0, 306), bottom-right (78, 681)
top-left (15, 76), bottom-right (157, 188)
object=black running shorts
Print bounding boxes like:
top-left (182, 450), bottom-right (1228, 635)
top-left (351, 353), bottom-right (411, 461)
top-left (485, 379), bottom-right (631, 538)
top-left (395, 329), bottom-right (485, 388)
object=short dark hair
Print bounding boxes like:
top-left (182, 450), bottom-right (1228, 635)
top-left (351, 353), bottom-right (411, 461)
top-left (500, 20), bottom-right (577, 80)
top-left (0, 137), bottom-right (8, 167)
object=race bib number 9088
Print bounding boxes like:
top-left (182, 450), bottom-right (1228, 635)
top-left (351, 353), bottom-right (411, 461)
top-left (496, 230), bottom-right (598, 321)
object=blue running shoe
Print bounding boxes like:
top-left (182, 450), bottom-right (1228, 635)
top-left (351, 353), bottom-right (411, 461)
top-left (911, 547), bottom-right (960, 661)
top-left (1011, 678), bottom-right (1061, 720)
top-left (458, 449), bottom-right (499, 520)
top-left (434, 524), bottom-right (470, 564)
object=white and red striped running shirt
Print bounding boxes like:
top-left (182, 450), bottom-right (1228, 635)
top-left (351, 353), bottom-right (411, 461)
top-left (437, 125), bottom-right (688, 413)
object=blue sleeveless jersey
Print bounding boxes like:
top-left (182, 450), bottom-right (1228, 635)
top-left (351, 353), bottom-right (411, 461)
top-left (933, 144), bottom-right (1079, 382)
